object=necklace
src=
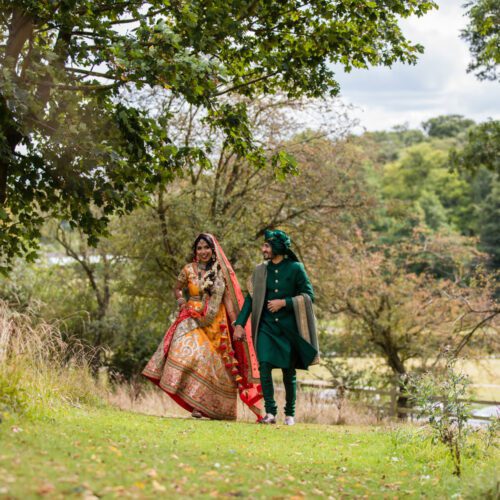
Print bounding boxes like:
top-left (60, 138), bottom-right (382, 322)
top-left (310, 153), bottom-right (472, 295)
top-left (197, 262), bottom-right (207, 284)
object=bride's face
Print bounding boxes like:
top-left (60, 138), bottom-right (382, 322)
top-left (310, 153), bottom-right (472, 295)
top-left (196, 239), bottom-right (213, 263)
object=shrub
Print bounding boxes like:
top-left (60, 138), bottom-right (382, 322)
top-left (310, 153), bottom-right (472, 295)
top-left (405, 353), bottom-right (471, 476)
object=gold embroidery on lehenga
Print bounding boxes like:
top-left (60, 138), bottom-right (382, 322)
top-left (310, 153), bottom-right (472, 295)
top-left (142, 263), bottom-right (238, 420)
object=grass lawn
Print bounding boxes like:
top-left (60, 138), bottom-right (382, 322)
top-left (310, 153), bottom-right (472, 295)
top-left (0, 406), bottom-right (498, 499)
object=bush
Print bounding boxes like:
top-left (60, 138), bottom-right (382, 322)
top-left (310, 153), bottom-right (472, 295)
top-left (405, 353), bottom-right (471, 476)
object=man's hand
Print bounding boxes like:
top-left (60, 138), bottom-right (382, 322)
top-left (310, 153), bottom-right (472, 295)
top-left (267, 299), bottom-right (286, 313)
top-left (233, 325), bottom-right (246, 341)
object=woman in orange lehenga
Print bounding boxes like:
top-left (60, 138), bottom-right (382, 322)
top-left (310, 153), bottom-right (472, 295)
top-left (142, 233), bottom-right (263, 420)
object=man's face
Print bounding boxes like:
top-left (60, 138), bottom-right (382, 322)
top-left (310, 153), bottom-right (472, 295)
top-left (262, 242), bottom-right (273, 260)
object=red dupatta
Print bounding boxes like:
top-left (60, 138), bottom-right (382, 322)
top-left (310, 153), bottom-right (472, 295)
top-left (210, 235), bottom-right (263, 419)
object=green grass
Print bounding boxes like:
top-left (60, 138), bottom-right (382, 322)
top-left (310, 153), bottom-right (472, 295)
top-left (0, 407), bottom-right (498, 499)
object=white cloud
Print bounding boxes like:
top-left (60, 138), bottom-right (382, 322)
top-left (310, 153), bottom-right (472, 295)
top-left (334, 1), bottom-right (500, 132)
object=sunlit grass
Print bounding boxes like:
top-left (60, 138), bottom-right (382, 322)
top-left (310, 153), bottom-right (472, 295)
top-left (0, 406), bottom-right (498, 498)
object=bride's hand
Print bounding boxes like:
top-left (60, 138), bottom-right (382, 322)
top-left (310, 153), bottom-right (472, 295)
top-left (233, 325), bottom-right (245, 341)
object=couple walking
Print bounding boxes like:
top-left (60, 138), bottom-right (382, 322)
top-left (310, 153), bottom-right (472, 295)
top-left (142, 230), bottom-right (318, 424)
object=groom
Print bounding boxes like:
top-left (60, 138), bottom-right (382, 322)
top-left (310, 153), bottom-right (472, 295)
top-left (234, 230), bottom-right (318, 425)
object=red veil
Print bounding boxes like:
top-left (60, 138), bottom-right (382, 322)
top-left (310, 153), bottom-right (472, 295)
top-left (211, 234), bottom-right (263, 419)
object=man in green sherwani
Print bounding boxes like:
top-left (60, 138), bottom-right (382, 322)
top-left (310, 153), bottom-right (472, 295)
top-left (234, 230), bottom-right (318, 425)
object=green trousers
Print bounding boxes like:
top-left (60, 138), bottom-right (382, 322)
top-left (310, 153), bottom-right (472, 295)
top-left (259, 362), bottom-right (296, 417)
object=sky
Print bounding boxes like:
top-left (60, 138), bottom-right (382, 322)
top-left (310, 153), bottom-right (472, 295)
top-left (334, 1), bottom-right (500, 132)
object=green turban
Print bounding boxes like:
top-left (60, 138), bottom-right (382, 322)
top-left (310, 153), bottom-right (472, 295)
top-left (264, 229), bottom-right (299, 262)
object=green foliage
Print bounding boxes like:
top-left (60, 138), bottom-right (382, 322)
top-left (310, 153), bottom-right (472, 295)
top-left (379, 142), bottom-right (474, 238)
top-left (0, 0), bottom-right (437, 271)
top-left (106, 320), bottom-right (164, 382)
top-left (462, 0), bottom-right (500, 81)
top-left (422, 115), bottom-right (475, 138)
top-left (449, 120), bottom-right (500, 175)
top-left (363, 125), bottom-right (499, 270)
top-left (406, 354), bottom-right (472, 476)
top-left (354, 125), bottom-right (427, 164)
top-left (478, 183), bottom-right (500, 268)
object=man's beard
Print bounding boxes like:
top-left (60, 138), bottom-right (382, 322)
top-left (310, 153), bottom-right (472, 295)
top-left (263, 251), bottom-right (273, 261)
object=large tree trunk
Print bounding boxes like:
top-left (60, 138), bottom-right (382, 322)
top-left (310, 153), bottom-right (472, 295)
top-left (0, 96), bottom-right (22, 204)
top-left (0, 9), bottom-right (34, 204)
top-left (4, 8), bottom-right (33, 64)
top-left (377, 329), bottom-right (409, 419)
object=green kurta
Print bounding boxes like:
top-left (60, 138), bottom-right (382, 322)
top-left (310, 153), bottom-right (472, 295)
top-left (235, 258), bottom-right (316, 370)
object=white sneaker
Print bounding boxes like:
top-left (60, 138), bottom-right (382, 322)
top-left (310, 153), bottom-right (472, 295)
top-left (284, 416), bottom-right (295, 426)
top-left (259, 413), bottom-right (276, 424)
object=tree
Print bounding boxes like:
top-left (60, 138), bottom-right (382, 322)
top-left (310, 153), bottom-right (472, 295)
top-left (108, 94), bottom-right (370, 316)
top-left (462, 0), bottom-right (500, 81)
top-left (377, 142), bottom-right (473, 240)
top-left (449, 120), bottom-right (500, 175)
top-left (14, 95), bottom-right (368, 376)
top-left (321, 230), bottom-right (498, 415)
top-left (478, 183), bottom-right (500, 269)
top-left (0, 0), bottom-right (437, 273)
top-left (356, 126), bottom-right (426, 164)
top-left (422, 115), bottom-right (475, 138)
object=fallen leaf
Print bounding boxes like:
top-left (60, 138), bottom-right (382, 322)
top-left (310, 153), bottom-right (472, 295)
top-left (37, 483), bottom-right (55, 495)
top-left (146, 469), bottom-right (157, 478)
top-left (152, 480), bottom-right (166, 492)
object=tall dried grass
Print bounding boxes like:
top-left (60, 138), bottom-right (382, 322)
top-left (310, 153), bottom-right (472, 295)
top-left (110, 382), bottom-right (378, 425)
top-left (0, 299), bottom-right (378, 424)
top-left (0, 300), bottom-right (105, 413)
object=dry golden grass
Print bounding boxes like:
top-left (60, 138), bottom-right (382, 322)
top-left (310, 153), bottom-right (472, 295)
top-left (0, 300), bottom-right (105, 411)
top-left (109, 381), bottom-right (378, 425)
top-left (303, 358), bottom-right (500, 401)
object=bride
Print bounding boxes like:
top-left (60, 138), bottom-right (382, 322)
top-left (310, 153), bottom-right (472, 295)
top-left (142, 233), bottom-right (262, 420)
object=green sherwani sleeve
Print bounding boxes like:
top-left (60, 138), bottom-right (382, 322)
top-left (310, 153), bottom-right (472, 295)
top-left (284, 263), bottom-right (314, 311)
top-left (235, 293), bottom-right (252, 327)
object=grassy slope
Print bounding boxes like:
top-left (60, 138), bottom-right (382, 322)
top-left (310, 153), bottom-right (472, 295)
top-left (0, 407), bottom-right (498, 499)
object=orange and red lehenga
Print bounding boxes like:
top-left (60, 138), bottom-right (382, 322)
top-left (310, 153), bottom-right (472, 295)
top-left (142, 235), bottom-right (262, 420)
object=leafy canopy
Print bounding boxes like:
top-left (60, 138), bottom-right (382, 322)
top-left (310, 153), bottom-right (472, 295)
top-left (462, 0), bottom-right (500, 81)
top-left (0, 0), bottom-right (437, 272)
